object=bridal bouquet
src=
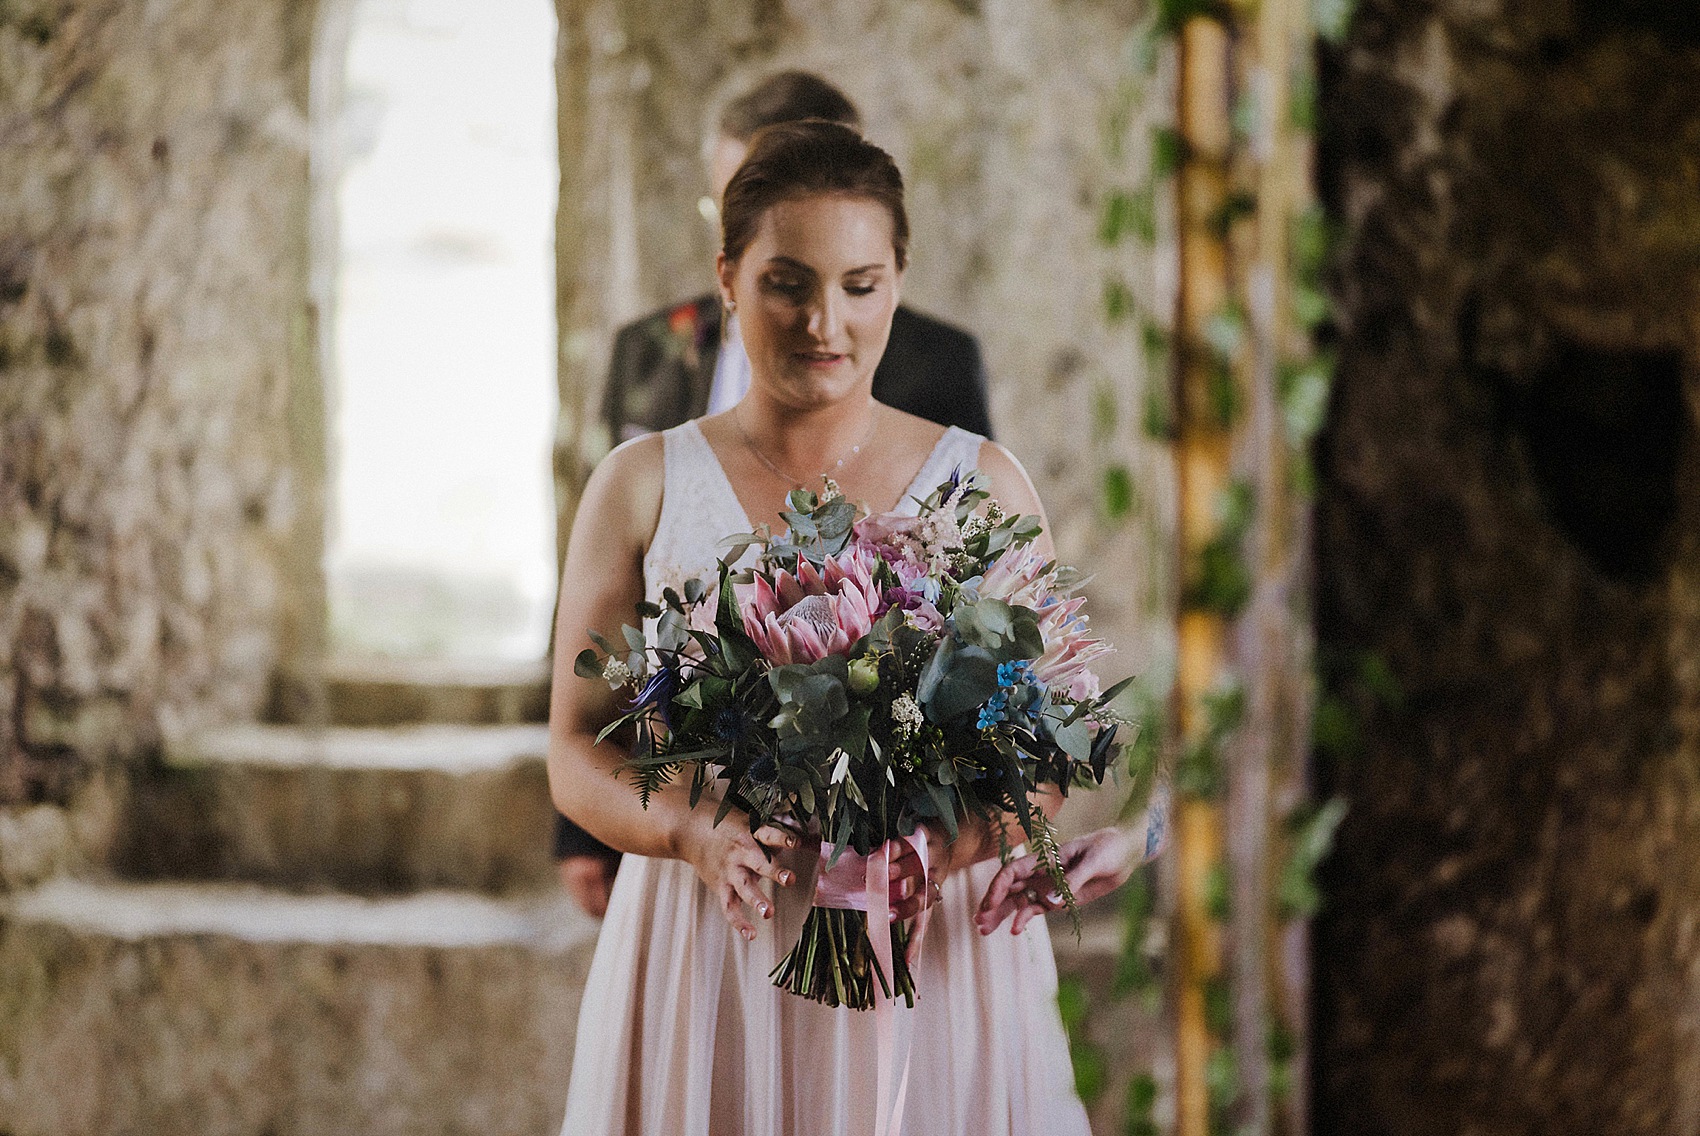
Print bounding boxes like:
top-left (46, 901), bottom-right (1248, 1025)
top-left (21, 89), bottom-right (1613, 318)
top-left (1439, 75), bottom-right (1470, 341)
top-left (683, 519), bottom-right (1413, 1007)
top-left (575, 472), bottom-right (1131, 1010)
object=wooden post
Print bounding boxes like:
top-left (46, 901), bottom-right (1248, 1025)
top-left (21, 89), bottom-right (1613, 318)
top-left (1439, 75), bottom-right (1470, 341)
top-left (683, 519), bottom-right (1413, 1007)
top-left (1169, 0), bottom-right (1314, 1130)
top-left (1172, 15), bottom-right (1234, 1136)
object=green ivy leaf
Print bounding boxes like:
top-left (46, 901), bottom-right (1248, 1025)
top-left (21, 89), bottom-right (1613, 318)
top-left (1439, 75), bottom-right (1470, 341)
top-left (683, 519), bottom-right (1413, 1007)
top-left (1103, 277), bottom-right (1138, 324)
top-left (1278, 797), bottom-right (1349, 919)
top-left (1152, 126), bottom-right (1187, 178)
top-left (1091, 384), bottom-right (1119, 444)
top-left (1102, 464), bottom-right (1136, 520)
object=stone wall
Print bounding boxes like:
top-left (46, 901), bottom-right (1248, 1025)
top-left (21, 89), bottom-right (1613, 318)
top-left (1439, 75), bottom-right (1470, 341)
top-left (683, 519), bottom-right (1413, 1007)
top-left (553, 0), bottom-right (1177, 833)
top-left (0, 0), bottom-right (325, 866)
top-left (1313, 1), bottom-right (1700, 1130)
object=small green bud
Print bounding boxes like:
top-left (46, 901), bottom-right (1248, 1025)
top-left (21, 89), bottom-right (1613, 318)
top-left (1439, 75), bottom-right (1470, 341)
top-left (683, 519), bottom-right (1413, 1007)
top-left (848, 657), bottom-right (881, 694)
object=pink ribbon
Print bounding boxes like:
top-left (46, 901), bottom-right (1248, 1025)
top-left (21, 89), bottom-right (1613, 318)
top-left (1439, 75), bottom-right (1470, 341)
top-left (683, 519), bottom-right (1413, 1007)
top-left (813, 832), bottom-right (933, 1136)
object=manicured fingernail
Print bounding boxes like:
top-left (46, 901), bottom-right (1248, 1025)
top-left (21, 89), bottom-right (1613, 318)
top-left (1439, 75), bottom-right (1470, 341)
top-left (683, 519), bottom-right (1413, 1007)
top-left (788, 836), bottom-right (798, 848)
top-left (780, 871), bottom-right (793, 885)
top-left (743, 927), bottom-right (755, 941)
top-left (888, 910), bottom-right (898, 923)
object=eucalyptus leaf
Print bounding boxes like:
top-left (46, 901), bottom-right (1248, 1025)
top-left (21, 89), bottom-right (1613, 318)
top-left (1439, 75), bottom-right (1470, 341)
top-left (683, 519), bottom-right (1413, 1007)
top-left (573, 649), bottom-right (603, 680)
top-left (919, 641), bottom-right (1001, 724)
top-left (656, 608), bottom-right (689, 654)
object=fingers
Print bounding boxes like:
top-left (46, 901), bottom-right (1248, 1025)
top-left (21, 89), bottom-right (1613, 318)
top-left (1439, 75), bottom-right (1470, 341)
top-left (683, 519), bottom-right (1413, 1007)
top-left (975, 855), bottom-right (1038, 923)
top-left (719, 884), bottom-right (759, 941)
top-left (718, 865), bottom-right (773, 941)
top-left (754, 824), bottom-right (801, 852)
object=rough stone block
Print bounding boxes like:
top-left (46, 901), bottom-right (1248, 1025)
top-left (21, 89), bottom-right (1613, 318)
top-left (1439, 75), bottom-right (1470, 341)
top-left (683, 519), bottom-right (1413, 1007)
top-left (0, 878), bottom-right (597, 1136)
top-left (115, 724), bottom-right (559, 894)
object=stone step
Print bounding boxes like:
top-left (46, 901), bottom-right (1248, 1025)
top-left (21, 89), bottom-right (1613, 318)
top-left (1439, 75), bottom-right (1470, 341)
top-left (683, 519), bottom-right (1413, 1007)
top-left (317, 657), bottom-right (551, 727)
top-left (0, 878), bottom-right (598, 1136)
top-left (115, 723), bottom-right (561, 894)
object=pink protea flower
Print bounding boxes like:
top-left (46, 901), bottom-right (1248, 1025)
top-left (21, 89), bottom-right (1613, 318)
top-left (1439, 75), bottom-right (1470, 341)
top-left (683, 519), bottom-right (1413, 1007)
top-left (738, 549), bottom-right (884, 665)
top-left (978, 547), bottom-right (1113, 698)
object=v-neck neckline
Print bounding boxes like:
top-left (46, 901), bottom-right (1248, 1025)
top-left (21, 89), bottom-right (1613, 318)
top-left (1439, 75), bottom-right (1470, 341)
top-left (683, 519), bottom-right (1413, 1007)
top-left (683, 419), bottom-right (962, 532)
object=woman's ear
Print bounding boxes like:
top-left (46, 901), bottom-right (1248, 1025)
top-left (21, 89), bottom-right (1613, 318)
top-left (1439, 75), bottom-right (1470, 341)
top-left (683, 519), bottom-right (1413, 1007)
top-left (715, 251), bottom-right (737, 312)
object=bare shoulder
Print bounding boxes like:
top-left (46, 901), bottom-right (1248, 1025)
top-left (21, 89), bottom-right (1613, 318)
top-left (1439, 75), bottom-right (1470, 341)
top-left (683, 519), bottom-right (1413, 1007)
top-left (973, 440), bottom-right (1044, 514)
top-left (573, 431), bottom-right (665, 552)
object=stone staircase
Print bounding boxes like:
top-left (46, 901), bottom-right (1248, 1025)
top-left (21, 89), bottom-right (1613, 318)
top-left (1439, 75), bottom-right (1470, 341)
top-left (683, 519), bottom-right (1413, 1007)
top-left (0, 659), bottom-right (1153, 1136)
top-left (0, 660), bottom-right (598, 1136)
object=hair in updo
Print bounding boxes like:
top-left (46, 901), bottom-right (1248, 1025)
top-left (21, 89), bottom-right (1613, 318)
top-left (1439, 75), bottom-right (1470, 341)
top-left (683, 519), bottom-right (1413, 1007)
top-left (720, 119), bottom-right (909, 271)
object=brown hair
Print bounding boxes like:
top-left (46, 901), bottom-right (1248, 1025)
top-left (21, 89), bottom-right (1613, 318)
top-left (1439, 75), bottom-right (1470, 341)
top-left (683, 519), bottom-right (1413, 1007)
top-left (718, 71), bottom-right (860, 143)
top-left (720, 120), bottom-right (909, 271)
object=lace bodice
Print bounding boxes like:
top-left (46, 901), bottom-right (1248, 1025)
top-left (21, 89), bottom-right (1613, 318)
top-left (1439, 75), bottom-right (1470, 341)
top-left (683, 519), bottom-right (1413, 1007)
top-left (642, 420), bottom-right (984, 604)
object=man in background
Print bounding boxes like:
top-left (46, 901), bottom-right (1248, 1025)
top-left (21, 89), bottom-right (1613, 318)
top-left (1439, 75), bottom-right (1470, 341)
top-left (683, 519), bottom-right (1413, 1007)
top-left (557, 70), bottom-right (994, 916)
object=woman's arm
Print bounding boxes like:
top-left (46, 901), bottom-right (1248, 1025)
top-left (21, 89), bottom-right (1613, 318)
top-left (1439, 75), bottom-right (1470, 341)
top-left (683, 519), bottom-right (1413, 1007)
top-left (546, 436), bottom-right (797, 937)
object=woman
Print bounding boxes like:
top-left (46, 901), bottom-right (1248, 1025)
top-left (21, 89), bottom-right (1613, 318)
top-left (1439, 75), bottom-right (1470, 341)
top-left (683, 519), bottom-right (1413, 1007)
top-left (548, 121), bottom-right (1089, 1136)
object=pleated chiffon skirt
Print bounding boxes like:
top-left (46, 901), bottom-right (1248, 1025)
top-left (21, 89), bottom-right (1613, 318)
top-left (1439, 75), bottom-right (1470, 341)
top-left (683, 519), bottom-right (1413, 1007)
top-left (558, 847), bottom-right (1091, 1136)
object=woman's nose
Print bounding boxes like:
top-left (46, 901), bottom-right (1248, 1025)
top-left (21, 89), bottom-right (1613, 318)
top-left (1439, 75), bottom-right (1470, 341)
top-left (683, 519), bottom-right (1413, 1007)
top-left (805, 289), bottom-right (841, 341)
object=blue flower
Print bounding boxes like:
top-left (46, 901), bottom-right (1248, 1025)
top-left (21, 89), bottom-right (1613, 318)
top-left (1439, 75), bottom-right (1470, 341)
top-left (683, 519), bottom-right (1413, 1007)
top-left (628, 665), bottom-right (680, 729)
top-left (996, 661), bottom-right (1036, 689)
top-left (978, 689), bottom-right (1009, 729)
top-left (713, 706), bottom-right (746, 741)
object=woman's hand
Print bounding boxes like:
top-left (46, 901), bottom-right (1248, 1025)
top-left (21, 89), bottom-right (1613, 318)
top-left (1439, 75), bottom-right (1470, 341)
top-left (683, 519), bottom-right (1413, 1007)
top-left (681, 813), bottom-right (801, 941)
top-left (973, 827), bottom-right (1140, 935)
top-left (886, 836), bottom-right (942, 920)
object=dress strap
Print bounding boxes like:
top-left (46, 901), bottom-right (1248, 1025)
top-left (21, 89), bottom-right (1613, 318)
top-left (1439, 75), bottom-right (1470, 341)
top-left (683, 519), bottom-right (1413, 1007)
top-left (896, 426), bottom-right (986, 515)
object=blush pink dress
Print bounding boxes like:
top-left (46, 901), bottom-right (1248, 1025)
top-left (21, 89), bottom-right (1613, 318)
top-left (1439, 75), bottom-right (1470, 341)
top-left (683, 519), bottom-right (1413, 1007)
top-left (559, 420), bottom-right (1090, 1136)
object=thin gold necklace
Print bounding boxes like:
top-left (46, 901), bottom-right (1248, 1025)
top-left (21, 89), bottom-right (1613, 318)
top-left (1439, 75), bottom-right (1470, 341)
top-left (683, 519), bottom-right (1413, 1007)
top-left (734, 404), bottom-right (878, 490)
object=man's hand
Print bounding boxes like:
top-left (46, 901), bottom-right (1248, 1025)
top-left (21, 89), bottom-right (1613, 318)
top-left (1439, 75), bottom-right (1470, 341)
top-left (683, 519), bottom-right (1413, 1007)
top-left (558, 853), bottom-right (621, 918)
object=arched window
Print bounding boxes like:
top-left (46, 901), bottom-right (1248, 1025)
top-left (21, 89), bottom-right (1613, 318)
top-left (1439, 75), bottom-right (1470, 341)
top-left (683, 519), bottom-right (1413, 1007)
top-left (324, 0), bottom-right (557, 661)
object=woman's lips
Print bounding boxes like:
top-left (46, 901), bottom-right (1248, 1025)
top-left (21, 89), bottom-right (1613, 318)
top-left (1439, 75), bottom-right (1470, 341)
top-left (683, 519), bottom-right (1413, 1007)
top-left (795, 350), bottom-right (848, 368)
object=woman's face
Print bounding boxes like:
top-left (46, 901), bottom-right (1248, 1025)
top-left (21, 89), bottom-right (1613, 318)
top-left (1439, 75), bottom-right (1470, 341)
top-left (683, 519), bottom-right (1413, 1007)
top-left (718, 193), bottom-right (902, 411)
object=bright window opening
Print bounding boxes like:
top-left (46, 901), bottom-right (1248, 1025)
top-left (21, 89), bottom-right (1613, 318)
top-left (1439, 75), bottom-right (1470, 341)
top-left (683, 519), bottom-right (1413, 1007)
top-left (327, 0), bottom-right (558, 662)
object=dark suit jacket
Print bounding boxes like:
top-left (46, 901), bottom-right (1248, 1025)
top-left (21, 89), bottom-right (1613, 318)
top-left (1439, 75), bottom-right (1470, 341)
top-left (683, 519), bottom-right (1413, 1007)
top-left (555, 294), bottom-right (993, 859)
top-left (599, 294), bottom-right (993, 443)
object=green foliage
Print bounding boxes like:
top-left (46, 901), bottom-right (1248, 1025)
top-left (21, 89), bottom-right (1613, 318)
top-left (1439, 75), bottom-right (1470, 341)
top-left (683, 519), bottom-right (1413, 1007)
top-left (1278, 797), bottom-right (1348, 920)
top-left (1204, 861), bottom-right (1232, 922)
top-left (1058, 976), bottom-right (1110, 1104)
top-left (1155, 0), bottom-right (1227, 34)
top-left (1205, 1045), bottom-right (1241, 1122)
top-left (1311, 694), bottom-right (1359, 760)
top-left (1104, 277), bottom-right (1139, 324)
top-left (1231, 85), bottom-right (1262, 143)
top-left (1103, 465), bottom-right (1137, 520)
top-left (1268, 1022), bottom-right (1298, 1102)
top-left (1277, 355), bottom-right (1333, 446)
top-left (1112, 865), bottom-right (1160, 998)
top-left (1100, 187), bottom-right (1158, 247)
top-left (1184, 480), bottom-right (1256, 616)
top-left (1124, 1073), bottom-right (1160, 1136)
top-left (1208, 190), bottom-right (1259, 239)
top-left (1203, 975), bottom-right (1234, 1037)
top-left (1313, 0), bottom-right (1357, 43)
top-left (1092, 383), bottom-right (1120, 444)
top-left (1355, 651), bottom-right (1405, 710)
top-left (1292, 204), bottom-right (1335, 281)
top-left (1203, 303), bottom-right (1248, 362)
top-left (1176, 679), bottom-right (1245, 798)
top-left (1152, 126), bottom-right (1187, 178)
top-left (1289, 63), bottom-right (1319, 132)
